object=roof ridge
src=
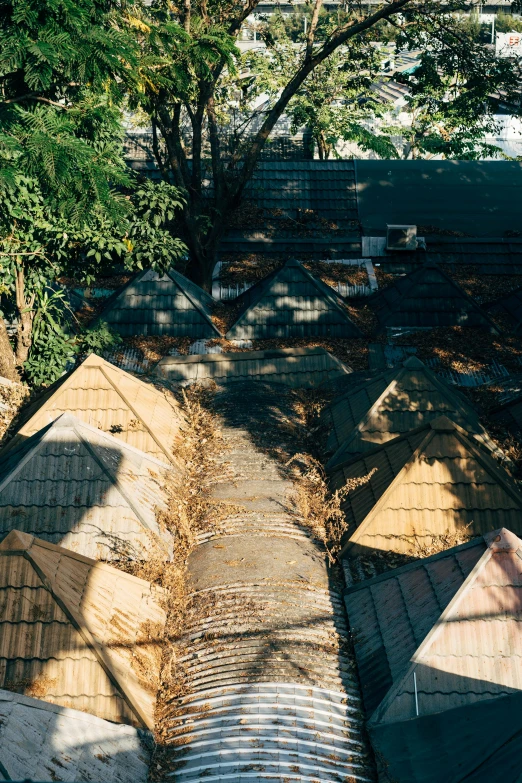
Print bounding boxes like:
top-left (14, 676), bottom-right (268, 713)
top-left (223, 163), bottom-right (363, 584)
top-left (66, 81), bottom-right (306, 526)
top-left (166, 268), bottom-right (221, 336)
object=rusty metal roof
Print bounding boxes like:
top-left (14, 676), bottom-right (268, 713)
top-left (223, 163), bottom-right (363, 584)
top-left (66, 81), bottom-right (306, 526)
top-left (98, 268), bottom-right (221, 338)
top-left (0, 530), bottom-right (165, 729)
top-left (225, 258), bottom-right (363, 339)
top-left (370, 262), bottom-right (501, 333)
top-left (486, 286), bottom-right (522, 334)
top-left (353, 528), bottom-right (522, 783)
top-left (328, 416), bottom-right (522, 557)
top-left (4, 353), bottom-right (182, 463)
top-left (323, 356), bottom-right (496, 469)
top-left (154, 346), bottom-right (350, 387)
top-left (0, 413), bottom-right (173, 560)
top-left (0, 688), bottom-right (150, 783)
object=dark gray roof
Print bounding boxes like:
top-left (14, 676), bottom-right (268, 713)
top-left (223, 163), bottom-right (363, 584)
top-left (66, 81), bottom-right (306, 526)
top-left (370, 262), bottom-right (500, 332)
top-left (225, 258), bottom-right (363, 339)
top-left (154, 346), bottom-right (349, 388)
top-left (98, 268), bottom-right (221, 338)
top-left (374, 239), bottom-right (522, 275)
top-left (486, 286), bottom-right (522, 334)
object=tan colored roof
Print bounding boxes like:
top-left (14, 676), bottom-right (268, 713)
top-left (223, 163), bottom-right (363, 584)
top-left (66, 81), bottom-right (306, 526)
top-left (0, 531), bottom-right (166, 729)
top-left (0, 413), bottom-right (173, 560)
top-left (4, 353), bottom-right (182, 462)
top-left (329, 416), bottom-right (522, 556)
top-left (324, 356), bottom-right (497, 468)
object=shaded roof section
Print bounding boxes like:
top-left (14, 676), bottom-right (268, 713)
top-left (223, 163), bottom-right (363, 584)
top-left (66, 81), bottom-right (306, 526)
top-left (0, 688), bottom-right (150, 783)
top-left (0, 413), bottom-right (173, 560)
top-left (491, 394), bottom-right (522, 441)
top-left (225, 258), bottom-right (363, 339)
top-left (323, 356), bottom-right (495, 469)
top-left (154, 346), bottom-right (349, 388)
top-left (329, 416), bottom-right (522, 556)
top-left (4, 353), bottom-right (182, 463)
top-left (486, 286), bottom-right (522, 334)
top-left (370, 262), bottom-right (500, 333)
top-left (0, 531), bottom-right (165, 729)
top-left (98, 268), bottom-right (221, 338)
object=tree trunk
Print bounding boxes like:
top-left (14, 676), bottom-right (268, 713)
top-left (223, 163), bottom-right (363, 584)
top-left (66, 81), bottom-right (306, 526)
top-left (185, 243), bottom-right (218, 293)
top-left (0, 318), bottom-right (20, 382)
top-left (14, 267), bottom-right (35, 367)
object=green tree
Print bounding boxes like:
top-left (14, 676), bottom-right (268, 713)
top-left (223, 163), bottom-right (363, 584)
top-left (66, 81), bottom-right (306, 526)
top-left (133, 0), bottom-right (522, 291)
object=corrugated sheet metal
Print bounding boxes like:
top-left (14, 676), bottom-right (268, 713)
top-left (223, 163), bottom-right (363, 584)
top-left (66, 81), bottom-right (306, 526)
top-left (164, 382), bottom-right (376, 780)
top-left (329, 416), bottom-right (522, 556)
top-left (363, 528), bottom-right (522, 783)
top-left (155, 346), bottom-right (350, 388)
top-left (370, 262), bottom-right (501, 333)
top-left (0, 688), bottom-right (150, 783)
top-left (226, 259), bottom-right (363, 339)
top-left (3, 353), bottom-right (183, 463)
top-left (0, 413), bottom-right (173, 560)
top-left (0, 531), bottom-right (166, 729)
top-left (323, 356), bottom-right (497, 469)
top-left (98, 269), bottom-right (221, 338)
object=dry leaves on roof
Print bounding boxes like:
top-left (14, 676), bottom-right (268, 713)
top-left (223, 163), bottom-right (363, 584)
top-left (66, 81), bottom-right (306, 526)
top-left (442, 265), bottom-right (522, 304)
top-left (126, 336), bottom-right (192, 362)
top-left (0, 379), bottom-right (30, 447)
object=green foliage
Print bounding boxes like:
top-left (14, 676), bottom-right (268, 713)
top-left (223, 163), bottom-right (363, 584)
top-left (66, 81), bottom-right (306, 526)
top-left (23, 289), bottom-right (78, 387)
top-left (77, 321), bottom-right (122, 354)
top-left (495, 11), bottom-right (522, 34)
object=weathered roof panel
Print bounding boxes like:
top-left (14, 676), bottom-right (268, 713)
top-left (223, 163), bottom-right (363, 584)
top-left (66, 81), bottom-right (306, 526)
top-left (154, 346), bottom-right (350, 387)
top-left (3, 353), bottom-right (182, 463)
top-left (0, 531), bottom-right (166, 729)
top-left (486, 286), bottom-right (522, 334)
top-left (329, 416), bottom-right (522, 556)
top-left (370, 262), bottom-right (500, 333)
top-left (98, 268), bottom-right (221, 338)
top-left (0, 413), bottom-right (173, 560)
top-left (226, 258), bottom-right (363, 339)
top-left (0, 688), bottom-right (150, 783)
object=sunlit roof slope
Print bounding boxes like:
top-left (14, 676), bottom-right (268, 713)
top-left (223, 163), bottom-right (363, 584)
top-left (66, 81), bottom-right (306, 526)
top-left (0, 531), bottom-right (166, 729)
top-left (225, 258), bottom-right (363, 339)
top-left (323, 356), bottom-right (496, 468)
top-left (329, 416), bottom-right (522, 556)
top-left (3, 353), bottom-right (182, 463)
top-left (345, 528), bottom-right (522, 783)
top-left (0, 413), bottom-right (173, 560)
top-left (98, 268), bottom-right (221, 338)
top-left (370, 262), bottom-right (500, 333)
top-left (0, 688), bottom-right (150, 783)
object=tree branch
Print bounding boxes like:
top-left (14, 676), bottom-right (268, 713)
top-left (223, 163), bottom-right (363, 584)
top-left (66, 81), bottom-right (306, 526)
top-left (306, 0), bottom-right (324, 61)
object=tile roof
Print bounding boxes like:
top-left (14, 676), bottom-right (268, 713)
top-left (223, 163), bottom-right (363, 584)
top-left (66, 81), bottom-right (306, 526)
top-left (375, 238), bottom-right (522, 275)
top-left (0, 413), bottom-right (173, 560)
top-left (491, 395), bottom-right (522, 440)
top-left (0, 531), bottom-right (166, 729)
top-left (328, 416), bottom-right (522, 556)
top-left (154, 346), bottom-right (350, 387)
top-left (486, 286), bottom-right (522, 334)
top-left (323, 356), bottom-right (496, 469)
top-left (98, 268), bottom-right (221, 338)
top-left (348, 528), bottom-right (522, 783)
top-left (370, 262), bottom-right (501, 333)
top-left (0, 688), bottom-right (150, 783)
top-left (4, 353), bottom-right (182, 463)
top-left (225, 258), bottom-right (363, 339)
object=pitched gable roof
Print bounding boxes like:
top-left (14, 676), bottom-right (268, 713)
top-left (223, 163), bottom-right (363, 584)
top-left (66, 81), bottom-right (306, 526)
top-left (3, 353), bottom-right (182, 462)
top-left (368, 528), bottom-right (522, 725)
top-left (98, 268), bottom-right (221, 338)
top-left (225, 258), bottom-right (363, 339)
top-left (329, 416), bottom-right (522, 556)
top-left (486, 286), bottom-right (522, 334)
top-left (370, 262), bottom-right (500, 333)
top-left (323, 356), bottom-right (495, 469)
top-left (0, 531), bottom-right (166, 729)
top-left (0, 413), bottom-right (173, 560)
top-left (0, 688), bottom-right (150, 783)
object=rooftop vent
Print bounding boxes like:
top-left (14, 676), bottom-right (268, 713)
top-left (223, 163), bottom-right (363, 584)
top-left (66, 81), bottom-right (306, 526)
top-left (386, 224), bottom-right (418, 251)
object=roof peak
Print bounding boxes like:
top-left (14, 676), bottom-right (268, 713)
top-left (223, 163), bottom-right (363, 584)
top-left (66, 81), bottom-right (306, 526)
top-left (485, 527), bottom-right (522, 553)
top-left (0, 529), bottom-right (34, 552)
top-left (429, 414), bottom-right (460, 432)
top-left (402, 356), bottom-right (425, 369)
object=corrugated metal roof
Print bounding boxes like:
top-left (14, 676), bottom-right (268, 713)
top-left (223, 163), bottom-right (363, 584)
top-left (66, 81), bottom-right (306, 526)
top-left (346, 528), bottom-right (522, 783)
top-left (154, 346), bottom-right (350, 387)
top-left (328, 416), bottom-right (522, 556)
top-left (3, 353), bottom-right (183, 463)
top-left (225, 259), bottom-right (363, 339)
top-left (370, 262), bottom-right (501, 333)
top-left (486, 286), bottom-right (522, 334)
top-left (323, 356), bottom-right (497, 469)
top-left (164, 382), bottom-right (376, 780)
top-left (98, 268), bottom-right (221, 338)
top-left (0, 530), bottom-right (166, 729)
top-left (0, 688), bottom-right (150, 783)
top-left (0, 413), bottom-right (173, 560)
